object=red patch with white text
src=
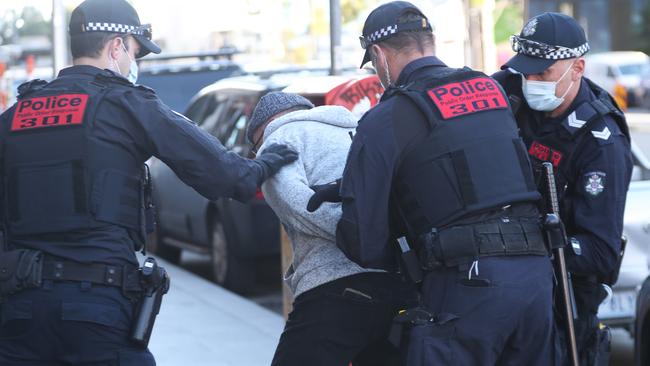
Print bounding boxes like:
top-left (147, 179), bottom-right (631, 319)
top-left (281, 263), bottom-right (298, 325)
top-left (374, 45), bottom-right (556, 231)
top-left (528, 141), bottom-right (563, 167)
top-left (427, 77), bottom-right (508, 119)
top-left (11, 94), bottom-right (88, 132)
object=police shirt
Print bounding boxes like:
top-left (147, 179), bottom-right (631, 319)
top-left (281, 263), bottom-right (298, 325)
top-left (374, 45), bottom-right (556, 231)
top-left (0, 65), bottom-right (264, 267)
top-left (493, 70), bottom-right (633, 279)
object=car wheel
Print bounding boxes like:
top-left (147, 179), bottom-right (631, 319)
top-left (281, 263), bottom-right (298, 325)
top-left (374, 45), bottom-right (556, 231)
top-left (210, 220), bottom-right (255, 293)
top-left (636, 277), bottom-right (650, 366)
top-left (149, 226), bottom-right (182, 264)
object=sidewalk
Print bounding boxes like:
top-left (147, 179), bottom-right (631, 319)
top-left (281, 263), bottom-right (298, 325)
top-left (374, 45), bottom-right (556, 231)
top-left (147, 257), bottom-right (284, 366)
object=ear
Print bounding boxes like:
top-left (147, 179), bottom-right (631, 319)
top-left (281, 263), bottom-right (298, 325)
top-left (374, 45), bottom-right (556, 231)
top-left (573, 58), bottom-right (585, 80)
top-left (107, 37), bottom-right (123, 60)
top-left (371, 44), bottom-right (383, 60)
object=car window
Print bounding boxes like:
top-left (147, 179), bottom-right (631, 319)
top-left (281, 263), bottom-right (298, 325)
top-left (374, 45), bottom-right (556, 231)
top-left (607, 66), bottom-right (616, 78)
top-left (226, 114), bottom-right (247, 147)
top-left (212, 97), bottom-right (245, 144)
top-left (631, 142), bottom-right (650, 181)
top-left (619, 63), bottom-right (645, 76)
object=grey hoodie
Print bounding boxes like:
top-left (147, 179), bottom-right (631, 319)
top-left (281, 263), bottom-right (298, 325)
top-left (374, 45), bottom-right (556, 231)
top-left (259, 105), bottom-right (379, 298)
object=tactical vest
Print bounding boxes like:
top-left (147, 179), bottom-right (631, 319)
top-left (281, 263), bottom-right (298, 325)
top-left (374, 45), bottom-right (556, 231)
top-left (2, 72), bottom-right (150, 249)
top-left (389, 68), bottom-right (541, 234)
top-left (516, 78), bottom-right (630, 198)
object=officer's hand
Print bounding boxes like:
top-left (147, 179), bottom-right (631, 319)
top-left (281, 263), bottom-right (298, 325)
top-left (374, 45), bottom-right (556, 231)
top-left (306, 179), bottom-right (342, 212)
top-left (255, 143), bottom-right (298, 184)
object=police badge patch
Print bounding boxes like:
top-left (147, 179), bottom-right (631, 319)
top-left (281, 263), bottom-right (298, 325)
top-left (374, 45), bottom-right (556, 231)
top-left (522, 18), bottom-right (538, 37)
top-left (584, 172), bottom-right (606, 196)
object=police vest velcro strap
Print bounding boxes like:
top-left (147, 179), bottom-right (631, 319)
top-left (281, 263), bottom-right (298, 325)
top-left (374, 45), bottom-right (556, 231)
top-left (417, 216), bottom-right (548, 270)
top-left (41, 258), bottom-right (141, 291)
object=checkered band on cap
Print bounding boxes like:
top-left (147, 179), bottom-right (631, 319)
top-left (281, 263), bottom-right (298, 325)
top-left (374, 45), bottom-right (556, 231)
top-left (82, 22), bottom-right (146, 35)
top-left (519, 41), bottom-right (590, 60)
top-left (367, 24), bottom-right (398, 43)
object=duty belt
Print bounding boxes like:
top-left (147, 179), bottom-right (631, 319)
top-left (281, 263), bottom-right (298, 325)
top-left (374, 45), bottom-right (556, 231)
top-left (417, 217), bottom-right (548, 270)
top-left (42, 257), bottom-right (142, 293)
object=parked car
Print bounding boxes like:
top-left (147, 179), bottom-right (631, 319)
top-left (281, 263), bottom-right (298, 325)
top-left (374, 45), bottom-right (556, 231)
top-left (598, 141), bottom-right (650, 335)
top-left (585, 51), bottom-right (650, 108)
top-left (137, 49), bottom-right (243, 112)
top-left (632, 143), bottom-right (650, 365)
top-left (149, 70), bottom-right (380, 292)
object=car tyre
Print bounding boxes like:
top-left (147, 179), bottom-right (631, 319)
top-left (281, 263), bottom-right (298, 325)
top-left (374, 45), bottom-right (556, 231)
top-left (149, 226), bottom-right (182, 264)
top-left (636, 276), bottom-right (650, 366)
top-left (211, 220), bottom-right (255, 293)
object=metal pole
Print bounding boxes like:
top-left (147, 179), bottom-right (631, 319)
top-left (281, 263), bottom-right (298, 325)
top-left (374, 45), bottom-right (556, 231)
top-left (52, 0), bottom-right (67, 77)
top-left (329, 0), bottom-right (341, 76)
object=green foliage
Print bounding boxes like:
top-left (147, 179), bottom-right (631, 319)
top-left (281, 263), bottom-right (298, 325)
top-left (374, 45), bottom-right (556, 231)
top-left (18, 6), bottom-right (50, 37)
top-left (494, 1), bottom-right (523, 44)
top-left (341, 0), bottom-right (368, 24)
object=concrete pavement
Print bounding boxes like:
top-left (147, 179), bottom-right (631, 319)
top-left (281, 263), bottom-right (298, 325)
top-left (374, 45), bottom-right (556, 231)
top-left (146, 257), bottom-right (284, 366)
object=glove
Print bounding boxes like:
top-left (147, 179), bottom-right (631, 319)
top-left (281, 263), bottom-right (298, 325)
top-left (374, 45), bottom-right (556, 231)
top-left (306, 179), bottom-right (342, 212)
top-left (255, 143), bottom-right (298, 184)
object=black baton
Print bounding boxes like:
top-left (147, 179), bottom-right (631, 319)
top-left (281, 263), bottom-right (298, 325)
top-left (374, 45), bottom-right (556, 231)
top-left (542, 162), bottom-right (579, 366)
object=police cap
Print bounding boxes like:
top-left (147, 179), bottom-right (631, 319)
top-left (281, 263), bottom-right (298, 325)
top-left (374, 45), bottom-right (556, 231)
top-left (359, 1), bottom-right (432, 68)
top-left (69, 0), bottom-right (161, 59)
top-left (503, 12), bottom-right (589, 75)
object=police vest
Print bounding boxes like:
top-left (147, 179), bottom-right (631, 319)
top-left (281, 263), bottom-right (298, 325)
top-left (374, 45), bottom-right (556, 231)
top-left (388, 68), bottom-right (541, 234)
top-left (2, 72), bottom-right (149, 248)
top-left (517, 78), bottom-right (630, 195)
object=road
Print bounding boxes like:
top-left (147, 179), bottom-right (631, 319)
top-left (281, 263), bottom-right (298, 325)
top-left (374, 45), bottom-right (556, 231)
top-left (171, 109), bottom-right (650, 365)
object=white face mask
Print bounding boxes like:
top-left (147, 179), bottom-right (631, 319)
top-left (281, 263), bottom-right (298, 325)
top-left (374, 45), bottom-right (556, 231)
top-left (522, 62), bottom-right (575, 112)
top-left (372, 49), bottom-right (392, 90)
top-left (109, 39), bottom-right (138, 84)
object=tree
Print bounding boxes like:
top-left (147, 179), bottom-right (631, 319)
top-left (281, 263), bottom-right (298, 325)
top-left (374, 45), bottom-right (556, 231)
top-left (341, 0), bottom-right (369, 24)
top-left (18, 6), bottom-right (50, 37)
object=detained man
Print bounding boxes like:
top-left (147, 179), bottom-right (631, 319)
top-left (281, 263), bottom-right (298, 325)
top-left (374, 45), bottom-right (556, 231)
top-left (247, 92), bottom-right (418, 366)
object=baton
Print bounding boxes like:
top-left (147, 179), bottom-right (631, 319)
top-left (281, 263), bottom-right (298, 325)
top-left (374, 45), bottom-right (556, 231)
top-left (543, 162), bottom-right (579, 366)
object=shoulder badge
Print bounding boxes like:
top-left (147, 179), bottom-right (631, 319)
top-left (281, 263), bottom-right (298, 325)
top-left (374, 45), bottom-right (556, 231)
top-left (583, 171), bottom-right (606, 196)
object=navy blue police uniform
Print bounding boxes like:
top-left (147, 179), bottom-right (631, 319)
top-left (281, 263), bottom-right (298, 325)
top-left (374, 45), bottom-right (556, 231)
top-left (493, 12), bottom-right (633, 365)
top-left (336, 4), bottom-right (557, 364)
top-left (0, 1), bottom-right (295, 365)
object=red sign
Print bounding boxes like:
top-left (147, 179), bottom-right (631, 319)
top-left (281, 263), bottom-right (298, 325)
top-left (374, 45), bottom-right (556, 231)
top-left (325, 75), bottom-right (384, 114)
top-left (11, 94), bottom-right (88, 132)
top-left (528, 141), bottom-right (563, 167)
top-left (427, 77), bottom-right (507, 119)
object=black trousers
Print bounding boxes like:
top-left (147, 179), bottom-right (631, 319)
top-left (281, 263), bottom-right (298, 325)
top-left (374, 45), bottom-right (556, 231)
top-left (271, 272), bottom-right (419, 366)
top-left (0, 280), bottom-right (155, 366)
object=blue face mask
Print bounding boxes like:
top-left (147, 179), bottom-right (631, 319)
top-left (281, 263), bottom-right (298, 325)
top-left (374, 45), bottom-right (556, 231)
top-left (522, 62), bottom-right (575, 112)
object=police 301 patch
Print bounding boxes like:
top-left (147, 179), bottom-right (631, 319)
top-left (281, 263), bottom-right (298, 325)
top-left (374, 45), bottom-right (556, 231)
top-left (11, 94), bottom-right (88, 132)
top-left (584, 171), bottom-right (606, 196)
top-left (427, 77), bottom-right (508, 120)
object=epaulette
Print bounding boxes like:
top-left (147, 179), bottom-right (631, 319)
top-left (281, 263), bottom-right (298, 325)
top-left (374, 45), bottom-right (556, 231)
top-left (94, 69), bottom-right (132, 87)
top-left (93, 70), bottom-right (156, 96)
top-left (17, 79), bottom-right (48, 99)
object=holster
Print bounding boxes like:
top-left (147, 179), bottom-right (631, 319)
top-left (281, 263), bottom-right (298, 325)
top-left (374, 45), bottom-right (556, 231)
top-left (388, 307), bottom-right (434, 348)
top-left (0, 249), bottom-right (43, 299)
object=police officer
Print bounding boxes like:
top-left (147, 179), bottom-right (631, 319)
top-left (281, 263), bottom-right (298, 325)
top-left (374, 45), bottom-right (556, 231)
top-left (493, 12), bottom-right (633, 365)
top-left (329, 2), bottom-right (557, 364)
top-left (0, 0), bottom-right (297, 365)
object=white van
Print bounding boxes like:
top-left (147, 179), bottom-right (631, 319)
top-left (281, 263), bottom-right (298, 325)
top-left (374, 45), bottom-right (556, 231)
top-left (585, 51), bottom-right (650, 108)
